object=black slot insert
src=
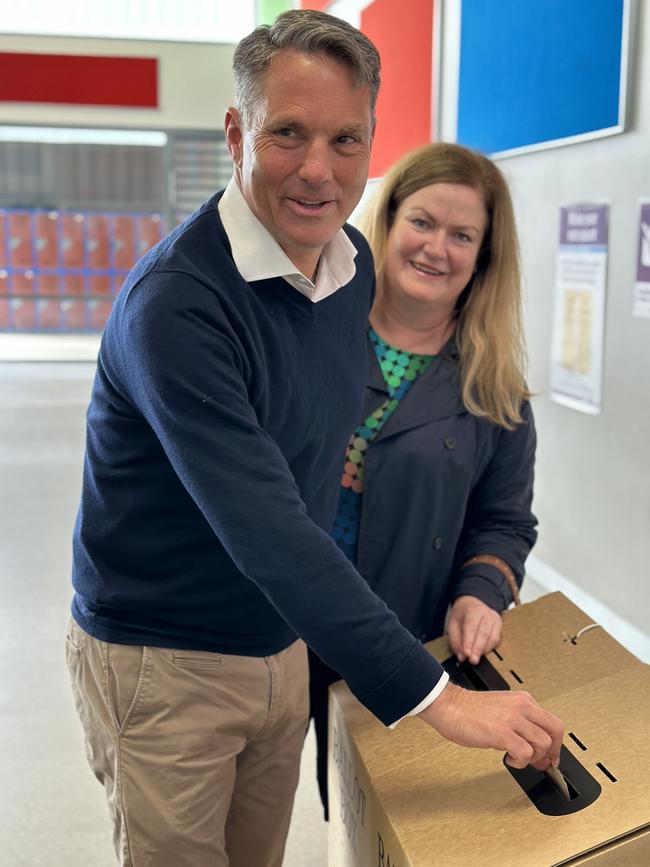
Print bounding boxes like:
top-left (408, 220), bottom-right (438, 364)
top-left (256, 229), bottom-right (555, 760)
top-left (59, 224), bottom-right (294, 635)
top-left (442, 655), bottom-right (603, 815)
top-left (504, 745), bottom-right (602, 816)
top-left (441, 655), bottom-right (510, 692)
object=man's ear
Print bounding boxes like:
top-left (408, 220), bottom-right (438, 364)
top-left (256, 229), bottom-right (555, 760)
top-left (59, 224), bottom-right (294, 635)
top-left (225, 107), bottom-right (244, 167)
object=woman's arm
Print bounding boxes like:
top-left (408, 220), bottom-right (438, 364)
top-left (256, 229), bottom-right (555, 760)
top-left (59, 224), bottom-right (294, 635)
top-left (447, 402), bottom-right (538, 660)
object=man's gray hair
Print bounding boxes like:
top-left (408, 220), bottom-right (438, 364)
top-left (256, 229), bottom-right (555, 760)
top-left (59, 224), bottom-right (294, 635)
top-left (233, 9), bottom-right (381, 127)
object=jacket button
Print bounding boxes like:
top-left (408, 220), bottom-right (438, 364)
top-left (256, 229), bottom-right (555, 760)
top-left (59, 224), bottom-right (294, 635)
top-left (432, 536), bottom-right (443, 550)
top-left (420, 633), bottom-right (427, 642)
top-left (444, 437), bottom-right (457, 450)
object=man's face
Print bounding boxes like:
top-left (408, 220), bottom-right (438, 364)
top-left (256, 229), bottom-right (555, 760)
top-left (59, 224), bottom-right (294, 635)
top-left (226, 50), bottom-right (374, 279)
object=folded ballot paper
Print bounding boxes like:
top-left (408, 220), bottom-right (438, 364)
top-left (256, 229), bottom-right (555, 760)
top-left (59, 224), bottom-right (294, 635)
top-left (328, 592), bottom-right (650, 867)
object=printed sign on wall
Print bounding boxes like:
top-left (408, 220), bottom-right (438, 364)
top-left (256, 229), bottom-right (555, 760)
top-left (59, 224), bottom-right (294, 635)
top-left (550, 203), bottom-right (610, 414)
top-left (633, 201), bottom-right (650, 319)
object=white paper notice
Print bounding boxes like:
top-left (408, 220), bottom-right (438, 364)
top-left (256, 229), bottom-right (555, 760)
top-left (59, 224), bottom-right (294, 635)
top-left (550, 203), bottom-right (609, 414)
top-left (633, 200), bottom-right (650, 319)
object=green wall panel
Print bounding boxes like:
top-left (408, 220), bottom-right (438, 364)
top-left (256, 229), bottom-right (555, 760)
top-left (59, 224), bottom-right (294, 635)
top-left (257, 0), bottom-right (293, 26)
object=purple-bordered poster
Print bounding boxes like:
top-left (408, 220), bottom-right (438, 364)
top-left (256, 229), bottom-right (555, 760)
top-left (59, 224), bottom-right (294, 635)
top-left (550, 203), bottom-right (610, 414)
top-left (633, 201), bottom-right (650, 319)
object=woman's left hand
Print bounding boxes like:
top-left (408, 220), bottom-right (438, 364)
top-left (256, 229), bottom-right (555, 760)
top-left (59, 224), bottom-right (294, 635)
top-left (447, 595), bottom-right (503, 665)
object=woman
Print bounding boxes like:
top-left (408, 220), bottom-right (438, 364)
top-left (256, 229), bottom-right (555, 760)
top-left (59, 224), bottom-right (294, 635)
top-left (309, 142), bottom-right (537, 818)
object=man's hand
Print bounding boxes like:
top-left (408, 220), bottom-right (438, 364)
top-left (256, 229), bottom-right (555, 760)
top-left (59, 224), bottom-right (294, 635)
top-left (418, 682), bottom-right (564, 770)
top-left (447, 595), bottom-right (502, 665)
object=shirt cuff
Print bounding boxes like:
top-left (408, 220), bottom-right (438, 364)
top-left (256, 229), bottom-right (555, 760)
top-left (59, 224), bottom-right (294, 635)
top-left (387, 671), bottom-right (450, 730)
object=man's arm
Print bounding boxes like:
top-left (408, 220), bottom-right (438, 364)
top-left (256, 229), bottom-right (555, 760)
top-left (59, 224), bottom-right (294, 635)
top-left (113, 274), bottom-right (442, 725)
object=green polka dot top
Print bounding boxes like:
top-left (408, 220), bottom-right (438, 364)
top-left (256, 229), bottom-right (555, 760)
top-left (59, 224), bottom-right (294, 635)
top-left (330, 327), bottom-right (435, 562)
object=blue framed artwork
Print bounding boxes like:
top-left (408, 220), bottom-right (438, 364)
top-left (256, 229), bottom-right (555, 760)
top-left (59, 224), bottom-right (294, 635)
top-left (456, 0), bottom-right (632, 156)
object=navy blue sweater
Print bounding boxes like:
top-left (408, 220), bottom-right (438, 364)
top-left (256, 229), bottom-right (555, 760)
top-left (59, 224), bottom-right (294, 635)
top-left (71, 192), bottom-right (444, 725)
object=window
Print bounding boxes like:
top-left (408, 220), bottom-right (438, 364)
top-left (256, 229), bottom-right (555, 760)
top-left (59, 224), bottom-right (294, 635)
top-left (2, 1), bottom-right (255, 44)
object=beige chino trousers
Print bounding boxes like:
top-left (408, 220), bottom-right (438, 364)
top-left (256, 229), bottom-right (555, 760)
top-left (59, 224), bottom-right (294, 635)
top-left (66, 618), bottom-right (309, 867)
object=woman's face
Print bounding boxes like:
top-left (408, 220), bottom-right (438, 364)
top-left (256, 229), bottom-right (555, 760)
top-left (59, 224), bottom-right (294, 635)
top-left (383, 182), bottom-right (488, 313)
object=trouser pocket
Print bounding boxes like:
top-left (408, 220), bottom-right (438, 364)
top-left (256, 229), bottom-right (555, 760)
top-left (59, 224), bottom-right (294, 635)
top-left (105, 643), bottom-right (149, 734)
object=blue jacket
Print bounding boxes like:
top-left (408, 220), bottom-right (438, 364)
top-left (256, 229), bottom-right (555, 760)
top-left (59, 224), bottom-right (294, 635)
top-left (356, 337), bottom-right (537, 641)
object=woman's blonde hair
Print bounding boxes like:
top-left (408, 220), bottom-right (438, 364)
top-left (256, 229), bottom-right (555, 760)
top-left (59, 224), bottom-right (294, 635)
top-left (359, 142), bottom-right (529, 429)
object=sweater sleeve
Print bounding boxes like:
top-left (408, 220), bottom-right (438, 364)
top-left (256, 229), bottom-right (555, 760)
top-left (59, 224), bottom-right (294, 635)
top-left (113, 275), bottom-right (444, 725)
top-left (452, 402), bottom-right (538, 610)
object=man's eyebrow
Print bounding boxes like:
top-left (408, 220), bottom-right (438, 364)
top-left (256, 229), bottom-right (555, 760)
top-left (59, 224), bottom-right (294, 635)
top-left (406, 206), bottom-right (482, 234)
top-left (266, 116), bottom-right (304, 129)
top-left (337, 123), bottom-right (368, 135)
top-left (265, 117), bottom-right (369, 137)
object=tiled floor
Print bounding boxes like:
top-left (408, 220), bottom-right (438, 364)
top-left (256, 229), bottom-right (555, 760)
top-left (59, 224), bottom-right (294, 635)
top-left (0, 360), bottom-right (546, 867)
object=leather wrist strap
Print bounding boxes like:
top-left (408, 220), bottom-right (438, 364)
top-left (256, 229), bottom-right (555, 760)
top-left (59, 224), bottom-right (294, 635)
top-left (461, 554), bottom-right (521, 607)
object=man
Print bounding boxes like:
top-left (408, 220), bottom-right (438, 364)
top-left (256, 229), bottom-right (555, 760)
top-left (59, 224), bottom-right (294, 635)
top-left (66, 10), bottom-right (563, 867)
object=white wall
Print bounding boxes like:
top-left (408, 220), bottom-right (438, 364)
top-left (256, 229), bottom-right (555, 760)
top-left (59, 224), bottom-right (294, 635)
top-left (441, 1), bottom-right (650, 649)
top-left (0, 34), bottom-right (236, 130)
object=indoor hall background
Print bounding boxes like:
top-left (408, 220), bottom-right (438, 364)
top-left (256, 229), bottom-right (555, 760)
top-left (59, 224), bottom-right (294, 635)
top-left (2, 0), bottom-right (650, 863)
top-left (2, 4), bottom-right (648, 652)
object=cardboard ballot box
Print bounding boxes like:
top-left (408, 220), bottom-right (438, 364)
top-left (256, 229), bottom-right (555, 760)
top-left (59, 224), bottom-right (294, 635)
top-left (328, 592), bottom-right (650, 866)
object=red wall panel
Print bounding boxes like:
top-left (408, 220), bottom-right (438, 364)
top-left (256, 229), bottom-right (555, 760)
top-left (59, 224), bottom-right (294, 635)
top-left (11, 271), bottom-right (36, 295)
top-left (87, 299), bottom-right (113, 331)
top-left (35, 273), bottom-right (61, 295)
top-left (35, 212), bottom-right (59, 268)
top-left (112, 216), bottom-right (136, 270)
top-left (8, 213), bottom-right (33, 268)
top-left (61, 299), bottom-right (87, 329)
top-left (37, 299), bottom-right (62, 329)
top-left (138, 215), bottom-right (164, 257)
top-left (63, 274), bottom-right (85, 297)
top-left (88, 275), bottom-right (112, 296)
top-left (87, 215), bottom-right (110, 270)
top-left (362, 0), bottom-right (435, 178)
top-left (0, 52), bottom-right (158, 108)
top-left (11, 298), bottom-right (37, 329)
top-left (0, 212), bottom-right (7, 268)
top-left (61, 214), bottom-right (86, 269)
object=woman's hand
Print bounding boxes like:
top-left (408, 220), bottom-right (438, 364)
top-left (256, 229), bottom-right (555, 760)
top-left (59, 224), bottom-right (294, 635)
top-left (447, 595), bottom-right (503, 665)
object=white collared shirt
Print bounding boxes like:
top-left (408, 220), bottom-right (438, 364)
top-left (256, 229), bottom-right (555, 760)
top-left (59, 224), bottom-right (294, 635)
top-left (218, 178), bottom-right (358, 303)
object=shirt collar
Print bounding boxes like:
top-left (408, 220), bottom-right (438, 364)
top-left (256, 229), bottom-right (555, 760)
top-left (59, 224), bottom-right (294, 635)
top-left (218, 177), bottom-right (358, 303)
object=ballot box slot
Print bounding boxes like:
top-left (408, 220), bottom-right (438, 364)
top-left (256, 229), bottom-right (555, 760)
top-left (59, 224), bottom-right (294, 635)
top-left (441, 655), bottom-right (510, 691)
top-left (596, 762), bottom-right (617, 783)
top-left (504, 745), bottom-right (602, 815)
top-left (569, 731), bottom-right (588, 751)
top-left (492, 648), bottom-right (504, 661)
top-left (549, 773), bottom-right (580, 801)
top-left (509, 668), bottom-right (523, 684)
